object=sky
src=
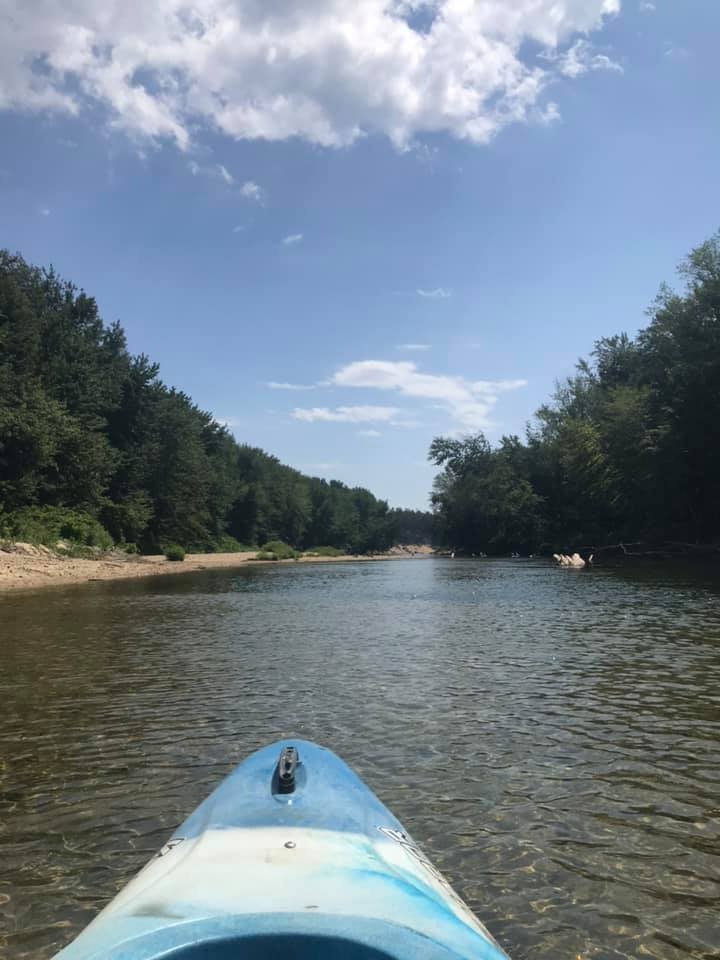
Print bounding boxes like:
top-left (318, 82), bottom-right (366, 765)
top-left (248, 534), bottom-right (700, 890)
top-left (1, 1), bottom-right (718, 510)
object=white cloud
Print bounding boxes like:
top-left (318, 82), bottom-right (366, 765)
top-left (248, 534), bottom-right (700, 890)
top-left (542, 39), bottom-right (623, 78)
top-left (282, 233), bottom-right (303, 246)
top-left (639, 1), bottom-right (655, 10)
top-left (217, 416), bottom-right (241, 428)
top-left (267, 381), bottom-right (317, 391)
top-left (40, 207), bottom-right (51, 216)
top-left (189, 159), bottom-right (245, 189)
top-left (332, 360), bottom-right (526, 430)
top-left (292, 405), bottom-right (401, 423)
top-left (232, 224), bottom-right (245, 233)
top-left (417, 288), bottom-right (452, 299)
top-left (0, 1), bottom-right (621, 150)
top-left (240, 180), bottom-right (264, 203)
top-left (358, 429), bottom-right (382, 437)
top-left (396, 343), bottom-right (431, 351)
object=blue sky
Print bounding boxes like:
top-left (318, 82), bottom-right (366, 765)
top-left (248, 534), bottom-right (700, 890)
top-left (1, 0), bottom-right (718, 509)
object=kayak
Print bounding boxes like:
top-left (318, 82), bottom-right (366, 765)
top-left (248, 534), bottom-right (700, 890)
top-left (54, 739), bottom-right (510, 959)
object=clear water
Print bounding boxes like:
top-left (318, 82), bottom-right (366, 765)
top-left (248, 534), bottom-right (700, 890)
top-left (1, 559), bottom-right (719, 959)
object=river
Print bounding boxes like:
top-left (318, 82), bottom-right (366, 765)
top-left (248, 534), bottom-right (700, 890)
top-left (1, 559), bottom-right (719, 959)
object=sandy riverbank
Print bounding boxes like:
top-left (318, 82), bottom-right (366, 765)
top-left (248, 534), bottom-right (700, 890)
top-left (0, 543), bottom-right (433, 592)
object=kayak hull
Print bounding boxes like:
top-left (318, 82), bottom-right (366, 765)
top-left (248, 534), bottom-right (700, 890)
top-left (54, 740), bottom-right (509, 960)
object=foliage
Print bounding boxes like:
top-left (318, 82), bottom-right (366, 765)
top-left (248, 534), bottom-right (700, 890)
top-left (164, 544), bottom-right (186, 562)
top-left (430, 435), bottom-right (542, 554)
top-left (387, 508), bottom-right (434, 544)
top-left (202, 534), bottom-right (255, 553)
top-left (0, 505), bottom-right (113, 550)
top-left (257, 540), bottom-right (299, 560)
top-left (430, 232), bottom-right (720, 554)
top-left (304, 545), bottom-right (344, 557)
top-left (0, 250), bottom-right (400, 556)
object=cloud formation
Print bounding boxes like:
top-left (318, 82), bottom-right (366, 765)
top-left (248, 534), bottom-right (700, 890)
top-left (292, 405), bottom-right (401, 423)
top-left (396, 343), bottom-right (431, 351)
top-left (358, 429), bottom-right (382, 437)
top-left (240, 180), bottom-right (264, 203)
top-left (417, 287), bottom-right (452, 299)
top-left (0, 1), bottom-right (620, 150)
top-left (267, 381), bottom-right (316, 391)
top-left (282, 233), bottom-right (303, 246)
top-left (332, 360), bottom-right (526, 430)
top-left (542, 39), bottom-right (623, 78)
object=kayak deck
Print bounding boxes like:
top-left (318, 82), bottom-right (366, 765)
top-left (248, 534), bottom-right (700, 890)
top-left (54, 740), bottom-right (509, 960)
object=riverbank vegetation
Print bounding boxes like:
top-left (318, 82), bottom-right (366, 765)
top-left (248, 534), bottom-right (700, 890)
top-left (431, 233), bottom-right (720, 555)
top-left (0, 251), bottom-right (430, 555)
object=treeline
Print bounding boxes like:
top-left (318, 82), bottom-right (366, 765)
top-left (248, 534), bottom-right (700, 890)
top-left (390, 508), bottom-right (434, 544)
top-left (0, 250), bottom-right (429, 554)
top-left (431, 233), bottom-right (720, 554)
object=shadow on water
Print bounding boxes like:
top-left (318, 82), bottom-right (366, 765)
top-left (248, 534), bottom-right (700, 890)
top-left (1, 559), bottom-right (719, 959)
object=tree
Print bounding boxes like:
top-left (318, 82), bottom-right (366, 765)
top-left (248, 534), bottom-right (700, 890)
top-left (430, 231), bottom-right (720, 551)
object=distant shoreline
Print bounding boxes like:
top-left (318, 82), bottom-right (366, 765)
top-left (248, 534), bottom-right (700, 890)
top-left (0, 545), bottom-right (434, 593)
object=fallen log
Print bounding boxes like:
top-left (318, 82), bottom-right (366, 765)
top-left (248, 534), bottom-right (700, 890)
top-left (578, 541), bottom-right (720, 562)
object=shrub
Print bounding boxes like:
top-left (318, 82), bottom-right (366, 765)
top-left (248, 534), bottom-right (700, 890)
top-left (0, 506), bottom-right (113, 551)
top-left (164, 544), bottom-right (186, 562)
top-left (123, 542), bottom-right (139, 554)
top-left (255, 540), bottom-right (300, 561)
top-left (304, 545), bottom-right (344, 557)
top-left (188, 534), bottom-right (256, 554)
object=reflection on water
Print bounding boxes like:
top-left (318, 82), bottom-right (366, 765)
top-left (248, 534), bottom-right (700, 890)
top-left (1, 559), bottom-right (719, 959)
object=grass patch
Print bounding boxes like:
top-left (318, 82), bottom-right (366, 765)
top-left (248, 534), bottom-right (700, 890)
top-left (256, 540), bottom-right (299, 561)
top-left (303, 545), bottom-right (344, 557)
top-left (185, 534), bottom-right (257, 554)
top-left (209, 535), bottom-right (256, 553)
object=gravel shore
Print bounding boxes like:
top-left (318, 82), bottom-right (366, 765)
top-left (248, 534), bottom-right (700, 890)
top-left (0, 543), bottom-right (433, 591)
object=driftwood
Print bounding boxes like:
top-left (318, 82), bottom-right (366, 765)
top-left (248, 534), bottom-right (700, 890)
top-left (578, 541), bottom-right (720, 562)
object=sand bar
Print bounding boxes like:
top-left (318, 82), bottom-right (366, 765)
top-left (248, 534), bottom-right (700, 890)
top-left (0, 543), bottom-right (433, 592)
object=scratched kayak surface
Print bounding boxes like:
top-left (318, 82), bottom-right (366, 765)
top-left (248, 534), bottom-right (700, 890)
top-left (53, 740), bottom-right (509, 960)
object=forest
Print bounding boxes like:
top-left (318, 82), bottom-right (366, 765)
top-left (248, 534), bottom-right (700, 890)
top-left (0, 250), bottom-right (428, 554)
top-left (430, 233), bottom-right (720, 555)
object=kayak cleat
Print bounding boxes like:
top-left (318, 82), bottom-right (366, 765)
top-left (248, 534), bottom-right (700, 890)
top-left (275, 744), bottom-right (299, 794)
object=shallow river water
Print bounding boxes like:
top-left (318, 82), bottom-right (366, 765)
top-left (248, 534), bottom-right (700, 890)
top-left (1, 558), bottom-right (719, 959)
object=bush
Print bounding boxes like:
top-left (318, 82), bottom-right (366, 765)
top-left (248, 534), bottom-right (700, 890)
top-left (123, 542), bottom-right (139, 554)
top-left (187, 534), bottom-right (256, 554)
top-left (0, 506), bottom-right (114, 551)
top-left (164, 544), bottom-right (186, 562)
top-left (256, 540), bottom-right (299, 561)
top-left (303, 545), bottom-right (344, 557)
